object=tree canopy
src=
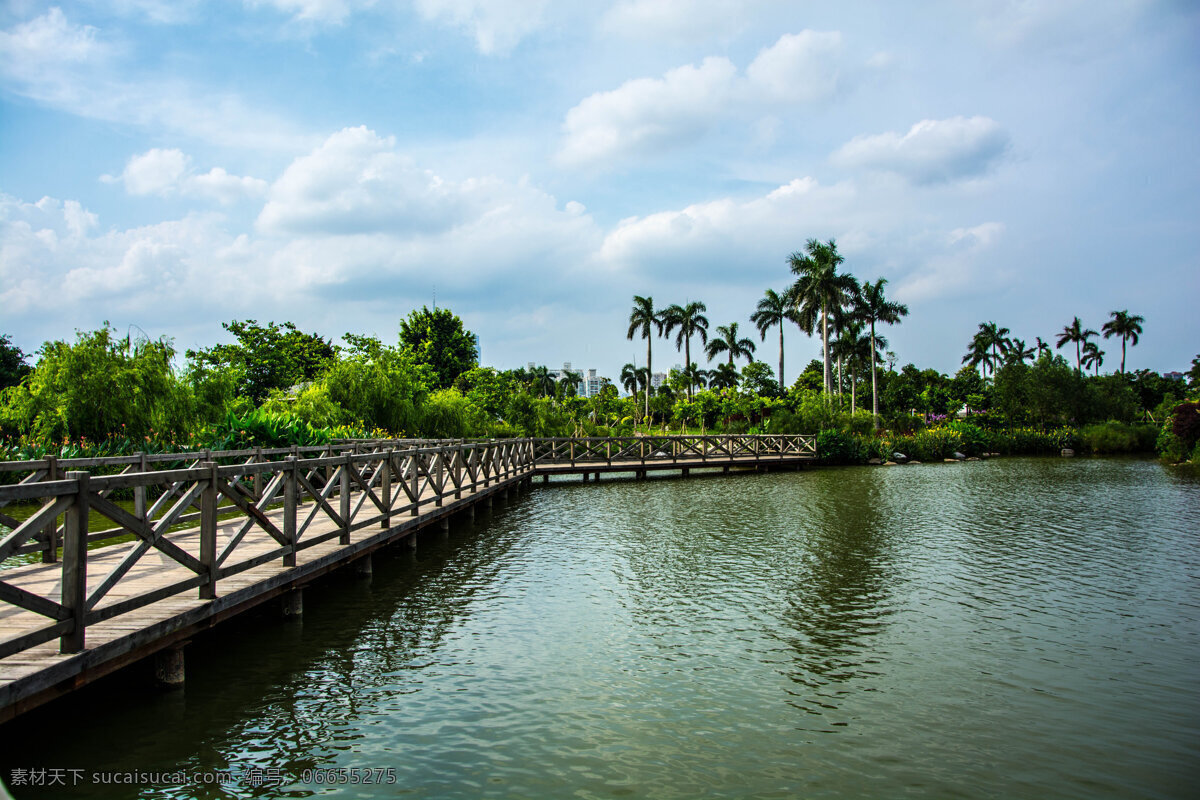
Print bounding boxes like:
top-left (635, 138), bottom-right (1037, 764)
top-left (398, 307), bottom-right (479, 391)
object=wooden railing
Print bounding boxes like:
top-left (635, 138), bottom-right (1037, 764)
top-left (532, 434), bottom-right (816, 468)
top-left (0, 439), bottom-right (534, 659)
top-left (0, 434), bottom-right (814, 662)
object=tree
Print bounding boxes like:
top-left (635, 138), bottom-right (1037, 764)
top-left (187, 320), bottom-right (337, 405)
top-left (399, 306), bottom-right (479, 390)
top-left (1035, 337), bottom-right (1052, 358)
top-left (662, 301), bottom-right (709, 401)
top-left (705, 322), bottom-right (756, 365)
top-left (962, 321), bottom-right (1010, 383)
top-left (1101, 310), bottom-right (1144, 373)
top-left (1056, 316), bottom-right (1098, 375)
top-left (627, 296), bottom-right (664, 421)
top-left (1007, 338), bottom-right (1036, 365)
top-left (856, 278), bottom-right (908, 427)
top-left (1082, 341), bottom-right (1105, 376)
top-left (740, 361), bottom-right (780, 397)
top-left (620, 362), bottom-right (648, 397)
top-left (0, 334), bottom-right (32, 390)
top-left (558, 370), bottom-right (583, 398)
top-left (529, 365), bottom-right (556, 398)
top-left (790, 238), bottom-right (856, 396)
top-left (751, 287), bottom-right (798, 393)
top-left (708, 362), bottom-right (740, 390)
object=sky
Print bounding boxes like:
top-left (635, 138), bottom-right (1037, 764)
top-left (1, 0), bottom-right (1198, 385)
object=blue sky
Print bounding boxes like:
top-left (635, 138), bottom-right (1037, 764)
top-left (2, 0), bottom-right (1197, 384)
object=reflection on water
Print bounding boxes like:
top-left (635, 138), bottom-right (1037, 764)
top-left (2, 459), bottom-right (1198, 799)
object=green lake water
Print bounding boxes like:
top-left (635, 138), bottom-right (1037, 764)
top-left (2, 457), bottom-right (1198, 798)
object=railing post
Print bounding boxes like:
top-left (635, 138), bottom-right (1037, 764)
top-left (253, 447), bottom-right (264, 500)
top-left (454, 446), bottom-right (462, 499)
top-left (381, 450), bottom-right (393, 528)
top-left (340, 452), bottom-right (352, 545)
top-left (411, 454), bottom-right (421, 516)
top-left (60, 471), bottom-right (89, 654)
top-left (200, 461), bottom-right (218, 599)
top-left (284, 456), bottom-right (298, 567)
top-left (41, 455), bottom-right (59, 564)
top-left (435, 450), bottom-right (444, 507)
top-left (134, 452), bottom-right (148, 522)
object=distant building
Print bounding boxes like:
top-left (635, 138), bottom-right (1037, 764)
top-left (1164, 371), bottom-right (1185, 381)
top-left (525, 362), bottom-right (609, 396)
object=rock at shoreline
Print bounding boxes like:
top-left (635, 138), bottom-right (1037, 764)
top-left (1061, 448), bottom-right (1075, 457)
top-left (967, 456), bottom-right (981, 461)
top-left (884, 460), bottom-right (898, 466)
top-left (944, 458), bottom-right (958, 463)
top-left (909, 460), bottom-right (922, 465)
top-left (953, 451), bottom-right (967, 460)
top-left (868, 458), bottom-right (883, 465)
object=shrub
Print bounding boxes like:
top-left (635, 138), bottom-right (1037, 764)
top-left (816, 429), bottom-right (865, 464)
top-left (1079, 422), bottom-right (1157, 454)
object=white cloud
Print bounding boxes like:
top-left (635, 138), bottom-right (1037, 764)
top-left (248, 0), bottom-right (372, 24)
top-left (831, 116), bottom-right (1011, 184)
top-left (103, 149), bottom-right (268, 204)
top-left (0, 8), bottom-right (309, 151)
top-left (894, 222), bottom-right (1008, 302)
top-left (558, 56), bottom-right (737, 166)
top-left (413, 0), bottom-right (549, 55)
top-left (745, 30), bottom-right (844, 103)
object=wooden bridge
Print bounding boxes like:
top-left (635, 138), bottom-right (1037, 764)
top-left (0, 434), bottom-right (815, 722)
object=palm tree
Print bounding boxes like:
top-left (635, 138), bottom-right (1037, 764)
top-left (1101, 310), bottom-right (1144, 373)
top-left (750, 287), bottom-right (798, 393)
top-left (708, 362), bottom-right (740, 390)
top-left (662, 301), bottom-right (709, 401)
top-left (1082, 341), bottom-right (1105, 376)
top-left (1056, 316), bottom-right (1098, 374)
top-left (828, 282), bottom-right (861, 396)
top-left (834, 322), bottom-right (884, 414)
top-left (705, 322), bottom-right (756, 365)
top-left (627, 296), bottom-right (664, 421)
top-left (530, 365), bottom-right (555, 397)
top-left (856, 278), bottom-right (908, 426)
top-left (962, 321), bottom-right (1010, 383)
top-left (682, 362), bottom-right (708, 393)
top-left (559, 370), bottom-right (583, 397)
top-left (620, 362), bottom-right (648, 397)
top-left (1035, 337), bottom-right (1052, 359)
top-left (1007, 338), bottom-right (1036, 365)
top-left (790, 238), bottom-right (857, 396)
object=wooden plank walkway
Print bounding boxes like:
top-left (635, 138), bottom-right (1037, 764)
top-left (0, 434), bottom-right (814, 722)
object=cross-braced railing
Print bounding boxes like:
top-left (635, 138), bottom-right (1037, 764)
top-left (530, 434), bottom-right (816, 468)
top-left (0, 439), bottom-right (534, 659)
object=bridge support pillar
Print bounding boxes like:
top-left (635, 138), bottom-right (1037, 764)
top-left (681, 468), bottom-right (689, 477)
top-left (486, 494), bottom-right (494, 508)
top-left (439, 517), bottom-right (450, 538)
top-left (543, 474), bottom-right (549, 483)
top-left (155, 644), bottom-right (186, 689)
top-left (595, 472), bottom-right (600, 482)
top-left (280, 589), bottom-right (303, 619)
top-left (723, 465), bottom-right (730, 474)
top-left (582, 472), bottom-right (588, 483)
top-left (402, 533), bottom-right (417, 551)
top-left (354, 554), bottom-right (373, 577)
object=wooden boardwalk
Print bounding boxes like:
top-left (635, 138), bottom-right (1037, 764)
top-left (0, 434), bottom-right (814, 722)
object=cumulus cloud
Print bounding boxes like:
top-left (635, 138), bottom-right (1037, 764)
top-left (894, 222), bottom-right (1008, 302)
top-left (413, 0), bottom-right (549, 55)
top-left (558, 30), bottom-right (853, 166)
top-left (831, 116), bottom-right (1011, 184)
top-left (745, 30), bottom-right (845, 103)
top-left (103, 149), bottom-right (269, 203)
top-left (558, 57), bottom-right (737, 165)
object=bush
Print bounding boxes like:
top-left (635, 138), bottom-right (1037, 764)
top-left (945, 421), bottom-right (988, 455)
top-left (1079, 422), bottom-right (1157, 454)
top-left (816, 429), bottom-right (865, 464)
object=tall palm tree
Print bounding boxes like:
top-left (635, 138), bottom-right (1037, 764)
top-left (627, 296), bottom-right (664, 421)
top-left (1082, 341), bottom-right (1105, 376)
top-left (559, 370), bottom-right (583, 397)
top-left (682, 362), bottom-right (708, 393)
top-left (750, 287), bottom-right (798, 393)
top-left (834, 322), bottom-right (884, 414)
top-left (705, 322), bottom-right (756, 365)
top-left (1101, 310), bottom-right (1144, 373)
top-left (662, 301), bottom-right (709, 401)
top-left (962, 321), bottom-right (1010, 383)
top-left (790, 238), bottom-right (857, 396)
top-left (856, 278), bottom-right (908, 426)
top-left (1007, 338), bottom-right (1036, 365)
top-left (1056, 316), bottom-right (1098, 374)
top-left (1035, 337), bottom-right (1052, 359)
top-left (828, 283), bottom-right (861, 396)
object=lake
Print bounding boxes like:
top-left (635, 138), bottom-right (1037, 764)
top-left (2, 456), bottom-right (1198, 798)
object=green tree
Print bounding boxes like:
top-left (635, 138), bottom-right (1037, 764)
top-left (740, 361), bottom-right (780, 397)
top-left (662, 301), bottom-right (709, 401)
top-left (790, 238), bottom-right (856, 396)
top-left (529, 365), bottom-right (556, 398)
top-left (399, 306), bottom-right (479, 390)
top-left (856, 278), bottom-right (908, 426)
top-left (962, 321), bottom-right (1011, 383)
top-left (1006, 337), bottom-right (1036, 365)
top-left (620, 362), bottom-right (649, 397)
top-left (1056, 316), bottom-right (1098, 375)
top-left (0, 334), bottom-right (32, 390)
top-left (705, 322), bottom-right (756, 365)
top-left (751, 287), bottom-right (798, 393)
top-left (1101, 310), bottom-right (1144, 373)
top-left (627, 295), bottom-right (664, 421)
top-left (1082, 341), bottom-right (1105, 376)
top-left (187, 320), bottom-right (337, 405)
top-left (708, 362), bottom-right (740, 390)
